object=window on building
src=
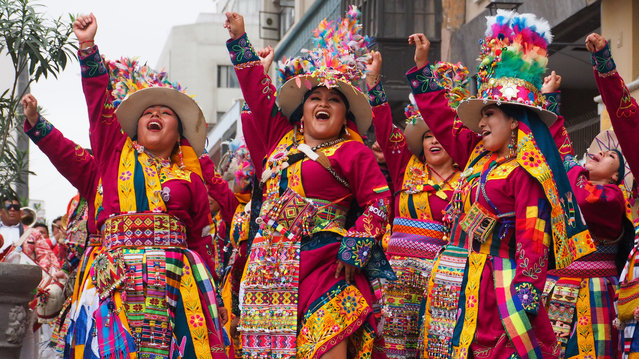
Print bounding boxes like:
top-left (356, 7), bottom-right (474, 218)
top-left (217, 65), bottom-right (239, 88)
top-left (280, 0), bottom-right (295, 39)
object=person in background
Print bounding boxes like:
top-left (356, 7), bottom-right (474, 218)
top-left (51, 216), bottom-right (64, 244)
top-left (409, 11), bottom-right (595, 358)
top-left (0, 195), bottom-right (24, 254)
top-left (585, 31), bottom-right (639, 358)
top-left (542, 70), bottom-right (633, 359)
top-left (366, 50), bottom-right (464, 358)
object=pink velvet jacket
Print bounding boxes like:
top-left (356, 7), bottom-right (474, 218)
top-left (78, 46), bottom-right (217, 272)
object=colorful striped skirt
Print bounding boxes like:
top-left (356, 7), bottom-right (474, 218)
top-left (383, 217), bottom-right (447, 358)
top-left (61, 213), bottom-right (227, 359)
top-left (544, 254), bottom-right (620, 359)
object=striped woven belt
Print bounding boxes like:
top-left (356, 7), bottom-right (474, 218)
top-left (549, 251), bottom-right (617, 278)
top-left (87, 234), bottom-right (102, 247)
top-left (387, 217), bottom-right (448, 259)
top-left (101, 213), bottom-right (187, 250)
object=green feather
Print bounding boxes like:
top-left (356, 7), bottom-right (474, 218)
top-left (493, 50), bottom-right (545, 89)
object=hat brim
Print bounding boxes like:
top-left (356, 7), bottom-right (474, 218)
top-left (588, 129), bottom-right (633, 194)
top-left (277, 75), bottom-right (372, 135)
top-left (456, 98), bottom-right (557, 133)
top-left (115, 87), bottom-right (207, 156)
top-left (404, 118), bottom-right (430, 156)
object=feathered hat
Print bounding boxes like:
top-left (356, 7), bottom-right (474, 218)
top-left (457, 10), bottom-right (557, 132)
top-left (277, 6), bottom-right (373, 134)
top-left (107, 58), bottom-right (207, 156)
top-left (404, 61), bottom-right (470, 155)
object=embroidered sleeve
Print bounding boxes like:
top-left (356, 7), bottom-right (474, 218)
top-left (407, 64), bottom-right (481, 169)
top-left (239, 104), bottom-right (266, 177)
top-left (566, 163), bottom-right (626, 228)
top-left (591, 42), bottom-right (616, 74)
top-left (548, 114), bottom-right (575, 161)
top-left (24, 115), bottom-right (53, 143)
top-left (335, 143), bottom-right (395, 279)
top-left (227, 33), bottom-right (292, 162)
top-left (406, 63), bottom-right (443, 94)
top-left (369, 81), bottom-right (412, 191)
top-left (544, 91), bottom-right (561, 116)
top-left (367, 80), bottom-right (387, 107)
top-left (338, 197), bottom-right (391, 268)
top-left (23, 115), bottom-right (100, 202)
top-left (592, 48), bottom-right (639, 177)
top-left (79, 45), bottom-right (127, 172)
top-left (513, 170), bottom-right (552, 315)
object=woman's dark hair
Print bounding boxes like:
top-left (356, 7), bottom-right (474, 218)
top-left (498, 103), bottom-right (532, 121)
top-left (288, 86), bottom-right (356, 125)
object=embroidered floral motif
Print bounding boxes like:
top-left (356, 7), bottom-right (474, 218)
top-left (368, 81), bottom-right (387, 106)
top-left (227, 34), bottom-right (259, 66)
top-left (407, 64), bottom-right (443, 94)
top-left (339, 236), bottom-right (374, 268)
top-left (26, 115), bottom-right (53, 143)
top-left (522, 150), bottom-right (542, 169)
top-left (616, 77), bottom-right (638, 119)
top-left (514, 282), bottom-right (541, 314)
top-left (119, 170), bottom-right (132, 181)
top-left (545, 92), bottom-right (560, 116)
top-left (591, 43), bottom-right (616, 74)
top-left (79, 47), bottom-right (107, 78)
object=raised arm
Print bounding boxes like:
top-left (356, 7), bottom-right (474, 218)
top-left (73, 14), bottom-right (127, 165)
top-left (542, 72), bottom-right (575, 160)
top-left (22, 95), bottom-right (98, 204)
top-left (587, 33), bottom-right (639, 175)
top-left (224, 12), bottom-right (291, 155)
top-left (366, 51), bottom-right (412, 190)
top-left (406, 34), bottom-right (480, 168)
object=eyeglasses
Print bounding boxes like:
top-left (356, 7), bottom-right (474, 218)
top-left (4, 203), bottom-right (20, 211)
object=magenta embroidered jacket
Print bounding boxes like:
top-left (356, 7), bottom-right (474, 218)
top-left (227, 33), bottom-right (392, 272)
top-left (367, 80), bottom-right (452, 222)
top-left (78, 46), bottom-right (217, 272)
top-left (548, 105), bottom-right (625, 241)
top-left (408, 63), bottom-right (558, 357)
top-left (24, 117), bottom-right (101, 235)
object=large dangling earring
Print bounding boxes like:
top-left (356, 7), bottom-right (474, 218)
top-left (344, 124), bottom-right (350, 137)
top-left (299, 121), bottom-right (304, 134)
top-left (177, 140), bottom-right (185, 169)
top-left (508, 129), bottom-right (516, 158)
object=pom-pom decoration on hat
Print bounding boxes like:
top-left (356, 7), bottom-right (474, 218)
top-left (277, 6), bottom-right (375, 134)
top-left (456, 10), bottom-right (557, 132)
top-left (106, 57), bottom-right (186, 108)
top-left (104, 57), bottom-right (207, 156)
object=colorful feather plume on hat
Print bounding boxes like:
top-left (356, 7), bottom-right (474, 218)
top-left (106, 57), bottom-right (187, 108)
top-left (404, 104), bottom-right (422, 126)
top-left (277, 5), bottom-right (373, 88)
top-left (476, 10), bottom-right (552, 108)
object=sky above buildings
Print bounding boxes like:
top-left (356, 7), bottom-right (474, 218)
top-left (28, 0), bottom-right (218, 223)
